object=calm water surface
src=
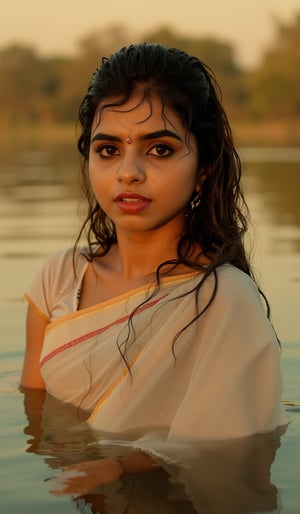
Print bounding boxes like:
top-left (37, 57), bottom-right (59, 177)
top-left (0, 139), bottom-right (299, 513)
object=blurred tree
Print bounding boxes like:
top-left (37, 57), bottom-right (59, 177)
top-left (0, 45), bottom-right (42, 123)
top-left (245, 14), bottom-right (300, 119)
top-left (142, 26), bottom-right (245, 115)
top-left (36, 57), bottom-right (71, 122)
top-left (54, 25), bottom-right (132, 121)
top-left (1, 14), bottom-right (299, 128)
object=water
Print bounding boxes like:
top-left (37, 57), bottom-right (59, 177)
top-left (0, 137), bottom-right (299, 513)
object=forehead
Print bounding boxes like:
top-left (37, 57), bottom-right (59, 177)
top-left (92, 93), bottom-right (185, 133)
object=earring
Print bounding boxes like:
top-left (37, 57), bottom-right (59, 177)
top-left (190, 192), bottom-right (201, 210)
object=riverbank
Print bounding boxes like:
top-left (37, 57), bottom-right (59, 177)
top-left (232, 120), bottom-right (300, 147)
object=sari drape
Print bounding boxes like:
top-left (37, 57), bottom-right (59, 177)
top-left (25, 247), bottom-right (288, 447)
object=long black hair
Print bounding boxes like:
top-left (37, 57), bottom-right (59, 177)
top-left (74, 43), bottom-right (273, 368)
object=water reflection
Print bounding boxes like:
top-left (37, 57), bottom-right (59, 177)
top-left (0, 140), bottom-right (81, 259)
top-left (243, 158), bottom-right (300, 229)
top-left (22, 388), bottom-right (284, 514)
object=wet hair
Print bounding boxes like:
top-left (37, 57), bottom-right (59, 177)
top-left (75, 43), bottom-right (274, 369)
top-left (77, 43), bottom-right (248, 268)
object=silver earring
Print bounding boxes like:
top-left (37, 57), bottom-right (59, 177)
top-left (190, 192), bottom-right (201, 210)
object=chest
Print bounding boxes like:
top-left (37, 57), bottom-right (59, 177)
top-left (77, 262), bottom-right (150, 309)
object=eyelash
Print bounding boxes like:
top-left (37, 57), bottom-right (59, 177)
top-left (94, 143), bottom-right (174, 158)
top-left (95, 145), bottom-right (119, 157)
top-left (147, 144), bottom-right (174, 157)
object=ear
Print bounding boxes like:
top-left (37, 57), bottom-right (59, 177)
top-left (195, 170), bottom-right (207, 192)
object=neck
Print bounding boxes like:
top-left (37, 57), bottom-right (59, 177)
top-left (114, 226), bottom-right (184, 280)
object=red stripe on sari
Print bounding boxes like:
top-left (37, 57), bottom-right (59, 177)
top-left (40, 292), bottom-right (169, 368)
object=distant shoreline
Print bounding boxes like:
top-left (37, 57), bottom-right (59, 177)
top-left (231, 120), bottom-right (300, 147)
top-left (1, 120), bottom-right (300, 147)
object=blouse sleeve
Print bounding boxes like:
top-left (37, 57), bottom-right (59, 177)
top-left (167, 267), bottom-right (288, 442)
top-left (24, 247), bottom-right (76, 321)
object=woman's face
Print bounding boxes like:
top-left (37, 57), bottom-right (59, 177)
top-left (88, 93), bottom-right (201, 238)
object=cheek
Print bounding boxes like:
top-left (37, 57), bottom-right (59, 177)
top-left (162, 172), bottom-right (197, 207)
top-left (88, 166), bottom-right (97, 193)
top-left (173, 159), bottom-right (199, 192)
top-left (88, 163), bottom-right (104, 200)
top-left (88, 155), bottom-right (104, 183)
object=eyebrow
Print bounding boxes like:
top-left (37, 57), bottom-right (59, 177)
top-left (142, 130), bottom-right (182, 142)
top-left (91, 129), bottom-right (183, 144)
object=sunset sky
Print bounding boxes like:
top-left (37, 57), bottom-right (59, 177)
top-left (1, 0), bottom-right (299, 68)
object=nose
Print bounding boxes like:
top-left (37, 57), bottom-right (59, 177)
top-left (117, 152), bottom-right (146, 184)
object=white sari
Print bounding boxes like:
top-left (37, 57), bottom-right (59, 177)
top-left (25, 247), bottom-right (288, 448)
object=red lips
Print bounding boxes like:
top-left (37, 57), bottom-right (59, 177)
top-left (114, 192), bottom-right (151, 213)
top-left (114, 192), bottom-right (150, 202)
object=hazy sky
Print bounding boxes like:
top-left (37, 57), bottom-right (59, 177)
top-left (1, 0), bottom-right (299, 68)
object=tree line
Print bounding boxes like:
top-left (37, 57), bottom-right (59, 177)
top-left (0, 14), bottom-right (299, 126)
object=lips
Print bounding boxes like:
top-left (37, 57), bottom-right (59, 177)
top-left (114, 192), bottom-right (151, 213)
top-left (115, 192), bottom-right (150, 202)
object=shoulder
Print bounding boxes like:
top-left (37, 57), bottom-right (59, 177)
top-left (216, 264), bottom-right (260, 297)
top-left (39, 246), bottom-right (89, 279)
top-left (199, 265), bottom-right (278, 352)
top-left (27, 245), bottom-right (90, 302)
top-left (207, 264), bottom-right (266, 315)
top-left (25, 246), bottom-right (90, 320)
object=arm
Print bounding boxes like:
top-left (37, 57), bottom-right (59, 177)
top-left (20, 386), bottom-right (46, 453)
top-left (20, 248), bottom-right (73, 389)
top-left (20, 303), bottom-right (48, 389)
top-left (48, 452), bottom-right (157, 496)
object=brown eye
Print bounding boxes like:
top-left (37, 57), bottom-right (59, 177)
top-left (96, 145), bottom-right (120, 157)
top-left (148, 144), bottom-right (174, 157)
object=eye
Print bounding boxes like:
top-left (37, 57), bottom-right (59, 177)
top-left (96, 145), bottom-right (120, 157)
top-left (147, 144), bottom-right (174, 157)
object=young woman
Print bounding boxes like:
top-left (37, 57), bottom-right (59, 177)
top-left (21, 43), bottom-right (288, 495)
